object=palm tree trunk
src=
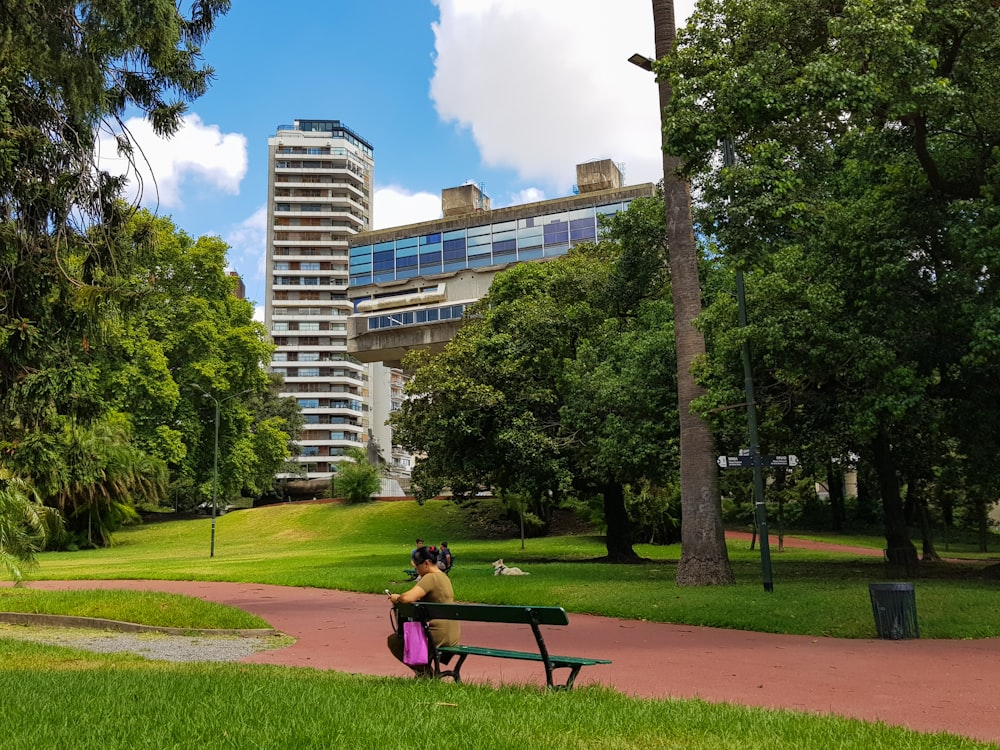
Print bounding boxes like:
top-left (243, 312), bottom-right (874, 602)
top-left (651, 0), bottom-right (733, 585)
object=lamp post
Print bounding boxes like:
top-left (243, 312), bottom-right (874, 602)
top-left (192, 385), bottom-right (251, 558)
top-left (721, 140), bottom-right (773, 592)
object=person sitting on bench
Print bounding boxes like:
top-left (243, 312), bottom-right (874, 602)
top-left (388, 545), bottom-right (460, 676)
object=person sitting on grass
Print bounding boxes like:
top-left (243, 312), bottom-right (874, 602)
top-left (387, 545), bottom-right (460, 676)
top-left (405, 537), bottom-right (424, 581)
top-left (437, 541), bottom-right (453, 573)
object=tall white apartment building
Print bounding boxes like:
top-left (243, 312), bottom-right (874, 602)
top-left (264, 119), bottom-right (391, 480)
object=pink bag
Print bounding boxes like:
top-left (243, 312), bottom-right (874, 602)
top-left (402, 621), bottom-right (429, 666)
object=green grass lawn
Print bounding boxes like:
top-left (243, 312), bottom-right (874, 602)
top-left (24, 500), bottom-right (1000, 639)
top-left (6, 500), bottom-right (999, 749)
top-left (0, 638), bottom-right (991, 750)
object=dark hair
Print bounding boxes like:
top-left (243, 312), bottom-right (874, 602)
top-left (416, 538), bottom-right (423, 544)
top-left (441, 541), bottom-right (448, 547)
top-left (412, 546), bottom-right (438, 566)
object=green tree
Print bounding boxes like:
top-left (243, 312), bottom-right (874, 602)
top-left (1, 0), bottom-right (229, 235)
top-left (663, 0), bottom-right (1000, 556)
top-left (394, 198), bottom-right (682, 562)
top-left (1, 0), bottom-right (231, 423)
top-left (333, 447), bottom-right (383, 505)
top-left (9, 414), bottom-right (162, 548)
top-left (106, 211), bottom-right (283, 509)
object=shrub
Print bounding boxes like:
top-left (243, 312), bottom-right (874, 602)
top-left (331, 448), bottom-right (383, 504)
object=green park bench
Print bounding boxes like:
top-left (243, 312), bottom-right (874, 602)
top-left (394, 601), bottom-right (611, 689)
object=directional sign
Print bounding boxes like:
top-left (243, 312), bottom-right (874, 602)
top-left (770, 455), bottom-right (799, 468)
top-left (717, 455), bottom-right (755, 468)
top-left (717, 454), bottom-right (799, 469)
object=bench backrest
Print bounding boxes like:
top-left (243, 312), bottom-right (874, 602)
top-left (398, 602), bottom-right (569, 627)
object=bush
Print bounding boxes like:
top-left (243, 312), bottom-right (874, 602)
top-left (331, 448), bottom-right (382, 504)
top-left (625, 481), bottom-right (680, 545)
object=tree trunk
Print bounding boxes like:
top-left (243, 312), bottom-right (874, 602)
top-left (773, 469), bottom-right (787, 552)
top-left (603, 482), bottom-right (640, 562)
top-left (917, 501), bottom-right (941, 562)
top-left (870, 426), bottom-right (917, 565)
top-left (827, 461), bottom-right (845, 532)
top-left (977, 497), bottom-right (989, 554)
top-left (652, 0), bottom-right (734, 585)
top-left (904, 477), bottom-right (940, 561)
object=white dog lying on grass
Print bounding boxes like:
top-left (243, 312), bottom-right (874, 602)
top-left (492, 559), bottom-right (530, 576)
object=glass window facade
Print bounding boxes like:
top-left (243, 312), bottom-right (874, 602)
top-left (349, 200), bottom-right (630, 286)
top-left (366, 303), bottom-right (468, 331)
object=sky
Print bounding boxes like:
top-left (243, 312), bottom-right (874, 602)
top-left (99, 0), bottom-right (696, 318)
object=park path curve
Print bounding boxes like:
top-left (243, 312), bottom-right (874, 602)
top-left (21, 573), bottom-right (1000, 746)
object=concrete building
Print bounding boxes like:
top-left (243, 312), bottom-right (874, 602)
top-left (263, 119), bottom-right (394, 480)
top-left (347, 160), bottom-right (656, 367)
top-left (228, 271), bottom-right (246, 299)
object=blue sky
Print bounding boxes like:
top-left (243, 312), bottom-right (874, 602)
top-left (99, 0), bottom-right (695, 316)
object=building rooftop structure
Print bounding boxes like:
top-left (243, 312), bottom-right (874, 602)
top-left (347, 159), bottom-right (655, 367)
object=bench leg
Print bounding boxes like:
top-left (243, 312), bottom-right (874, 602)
top-left (559, 665), bottom-right (583, 690)
top-left (435, 653), bottom-right (467, 683)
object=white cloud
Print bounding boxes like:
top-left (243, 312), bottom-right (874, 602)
top-left (430, 0), bottom-right (696, 192)
top-left (373, 186), bottom-right (442, 230)
top-left (504, 187), bottom-right (546, 208)
top-left (224, 205), bottom-right (268, 293)
top-left (97, 114), bottom-right (247, 209)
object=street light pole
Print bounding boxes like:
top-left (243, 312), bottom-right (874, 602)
top-left (723, 139), bottom-right (773, 592)
top-left (192, 384), bottom-right (250, 558)
top-left (210, 395), bottom-right (220, 558)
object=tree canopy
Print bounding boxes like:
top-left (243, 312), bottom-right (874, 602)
top-left (393, 197), bottom-right (683, 562)
top-left (0, 0), bottom-right (298, 556)
top-left (662, 0), bottom-right (1000, 553)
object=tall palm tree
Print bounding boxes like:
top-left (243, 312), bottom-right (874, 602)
top-left (651, 0), bottom-right (733, 584)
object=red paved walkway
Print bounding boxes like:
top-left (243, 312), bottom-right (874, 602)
top-left (23, 577), bottom-right (1000, 745)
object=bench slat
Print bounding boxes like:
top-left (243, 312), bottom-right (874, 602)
top-left (438, 645), bottom-right (610, 666)
top-left (407, 602), bottom-right (569, 626)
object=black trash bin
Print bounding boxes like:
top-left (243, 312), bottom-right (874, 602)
top-left (868, 582), bottom-right (919, 639)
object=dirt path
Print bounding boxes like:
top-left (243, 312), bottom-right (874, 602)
top-left (725, 530), bottom-right (886, 556)
top-left (19, 575), bottom-right (1000, 746)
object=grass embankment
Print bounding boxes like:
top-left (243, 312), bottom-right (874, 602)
top-left (0, 639), bottom-right (991, 750)
top-left (25, 500), bottom-right (1000, 639)
top-left (0, 588), bottom-right (268, 630)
